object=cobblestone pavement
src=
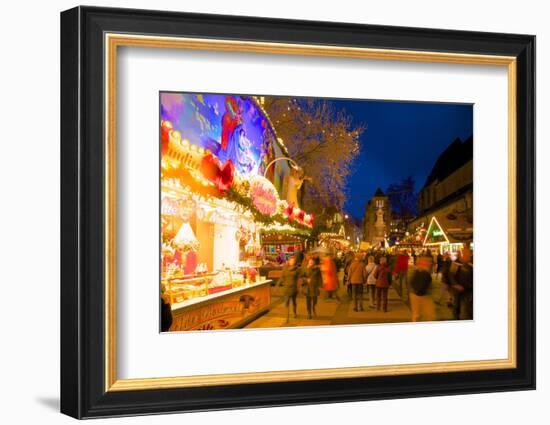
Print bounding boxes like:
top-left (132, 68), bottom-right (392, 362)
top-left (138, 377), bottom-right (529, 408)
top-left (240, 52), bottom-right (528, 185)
top-left (246, 270), bottom-right (455, 329)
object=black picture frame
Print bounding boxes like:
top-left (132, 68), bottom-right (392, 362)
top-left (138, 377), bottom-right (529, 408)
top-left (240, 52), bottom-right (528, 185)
top-left (61, 6), bottom-right (535, 419)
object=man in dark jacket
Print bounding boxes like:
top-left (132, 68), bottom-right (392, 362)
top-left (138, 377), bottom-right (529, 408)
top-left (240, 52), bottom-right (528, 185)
top-left (436, 252), bottom-right (453, 306)
top-left (302, 257), bottom-right (322, 319)
top-left (278, 256), bottom-right (300, 322)
top-left (348, 253), bottom-right (367, 312)
top-left (294, 249), bottom-right (304, 268)
top-left (343, 250), bottom-right (355, 298)
top-left (450, 247), bottom-right (473, 320)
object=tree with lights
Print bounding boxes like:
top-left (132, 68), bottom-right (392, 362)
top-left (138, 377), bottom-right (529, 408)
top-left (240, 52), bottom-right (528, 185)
top-left (263, 97), bottom-right (364, 220)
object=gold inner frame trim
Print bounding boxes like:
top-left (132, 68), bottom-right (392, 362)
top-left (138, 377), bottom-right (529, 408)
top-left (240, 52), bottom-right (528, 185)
top-left (104, 33), bottom-right (517, 392)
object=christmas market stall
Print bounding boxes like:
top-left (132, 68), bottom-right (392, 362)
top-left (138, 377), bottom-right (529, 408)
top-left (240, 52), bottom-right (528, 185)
top-left (316, 213), bottom-right (353, 253)
top-left (160, 93), bottom-right (313, 331)
top-left (422, 215), bottom-right (473, 256)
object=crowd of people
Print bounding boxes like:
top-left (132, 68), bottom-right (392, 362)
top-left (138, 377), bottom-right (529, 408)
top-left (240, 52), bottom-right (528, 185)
top-left (276, 245), bottom-right (474, 323)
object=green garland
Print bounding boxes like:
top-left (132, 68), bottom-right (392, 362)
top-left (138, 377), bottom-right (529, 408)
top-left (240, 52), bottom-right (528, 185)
top-left (260, 227), bottom-right (311, 238)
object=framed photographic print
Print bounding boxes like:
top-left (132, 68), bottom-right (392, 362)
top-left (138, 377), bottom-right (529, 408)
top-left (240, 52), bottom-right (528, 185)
top-left (60, 6), bottom-right (535, 419)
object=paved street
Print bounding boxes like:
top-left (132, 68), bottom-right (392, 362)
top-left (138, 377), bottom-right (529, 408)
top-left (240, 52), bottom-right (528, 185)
top-left (245, 270), bottom-right (454, 329)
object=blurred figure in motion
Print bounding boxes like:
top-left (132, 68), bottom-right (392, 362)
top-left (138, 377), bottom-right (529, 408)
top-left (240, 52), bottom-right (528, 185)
top-left (435, 252), bottom-right (453, 306)
top-left (393, 249), bottom-right (410, 301)
top-left (409, 256), bottom-right (436, 322)
top-left (321, 255), bottom-right (340, 301)
top-left (450, 246), bottom-right (474, 320)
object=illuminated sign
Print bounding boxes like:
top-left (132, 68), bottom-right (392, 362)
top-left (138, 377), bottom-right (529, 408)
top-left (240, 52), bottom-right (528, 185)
top-left (423, 216), bottom-right (449, 245)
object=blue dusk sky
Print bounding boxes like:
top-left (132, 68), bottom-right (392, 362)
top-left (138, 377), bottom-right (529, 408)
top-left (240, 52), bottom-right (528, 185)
top-left (327, 99), bottom-right (473, 220)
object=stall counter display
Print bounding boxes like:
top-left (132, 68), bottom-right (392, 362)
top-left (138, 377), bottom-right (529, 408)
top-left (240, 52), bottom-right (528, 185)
top-left (168, 278), bottom-right (272, 331)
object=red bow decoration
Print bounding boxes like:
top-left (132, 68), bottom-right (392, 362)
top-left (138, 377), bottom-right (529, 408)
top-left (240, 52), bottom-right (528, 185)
top-left (283, 202), bottom-right (295, 220)
top-left (200, 154), bottom-right (234, 192)
top-left (296, 209), bottom-right (305, 223)
top-left (218, 159), bottom-right (235, 191)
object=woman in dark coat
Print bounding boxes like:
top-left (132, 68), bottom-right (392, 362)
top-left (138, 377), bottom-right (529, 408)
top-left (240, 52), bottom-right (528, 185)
top-left (302, 256), bottom-right (322, 319)
top-left (278, 256), bottom-right (300, 322)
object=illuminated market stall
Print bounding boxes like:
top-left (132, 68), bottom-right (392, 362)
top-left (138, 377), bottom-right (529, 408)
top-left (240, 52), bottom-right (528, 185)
top-left (160, 93), bottom-right (313, 331)
top-left (422, 216), bottom-right (473, 255)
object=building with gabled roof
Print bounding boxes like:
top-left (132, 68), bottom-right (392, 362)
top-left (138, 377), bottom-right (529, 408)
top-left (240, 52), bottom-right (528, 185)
top-left (408, 136), bottom-right (473, 255)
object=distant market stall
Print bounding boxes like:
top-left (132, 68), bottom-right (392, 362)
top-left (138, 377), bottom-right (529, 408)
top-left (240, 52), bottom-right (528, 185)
top-left (422, 216), bottom-right (473, 255)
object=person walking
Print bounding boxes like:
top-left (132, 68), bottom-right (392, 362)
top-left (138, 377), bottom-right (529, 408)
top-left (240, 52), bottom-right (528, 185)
top-left (302, 256), bottom-right (322, 319)
top-left (393, 249), bottom-right (409, 300)
top-left (294, 248), bottom-right (305, 268)
top-left (435, 252), bottom-right (453, 306)
top-left (278, 256), bottom-right (300, 323)
top-left (374, 256), bottom-right (391, 312)
top-left (365, 255), bottom-right (377, 308)
top-left (321, 255), bottom-right (340, 301)
top-left (343, 251), bottom-right (354, 299)
top-left (409, 256), bottom-right (436, 322)
top-left (348, 253), bottom-right (367, 311)
top-left (449, 247), bottom-right (473, 320)
top-left (436, 252), bottom-right (444, 278)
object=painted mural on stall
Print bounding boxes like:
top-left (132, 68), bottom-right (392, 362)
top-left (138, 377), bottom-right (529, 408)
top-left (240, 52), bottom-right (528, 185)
top-left (160, 92), bottom-right (283, 185)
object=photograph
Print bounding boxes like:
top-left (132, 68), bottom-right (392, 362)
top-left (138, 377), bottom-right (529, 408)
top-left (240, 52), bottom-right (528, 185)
top-left (160, 91), bottom-right (474, 332)
top-left (56, 5), bottom-right (536, 419)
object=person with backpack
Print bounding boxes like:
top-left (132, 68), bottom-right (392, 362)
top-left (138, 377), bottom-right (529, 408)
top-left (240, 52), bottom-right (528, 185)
top-left (409, 256), bottom-right (436, 322)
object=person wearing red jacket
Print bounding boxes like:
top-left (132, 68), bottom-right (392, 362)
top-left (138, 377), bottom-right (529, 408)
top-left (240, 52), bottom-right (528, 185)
top-left (393, 250), bottom-right (410, 300)
top-left (321, 256), bottom-right (340, 301)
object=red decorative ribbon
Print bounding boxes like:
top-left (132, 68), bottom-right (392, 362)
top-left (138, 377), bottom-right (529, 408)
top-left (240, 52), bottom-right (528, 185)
top-left (200, 153), bottom-right (234, 192)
